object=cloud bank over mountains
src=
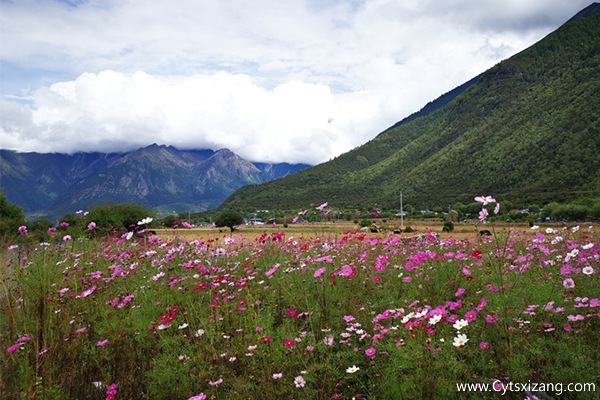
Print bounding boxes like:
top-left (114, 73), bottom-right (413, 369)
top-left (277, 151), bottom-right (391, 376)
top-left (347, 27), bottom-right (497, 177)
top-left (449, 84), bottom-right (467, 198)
top-left (0, 0), bottom-right (592, 164)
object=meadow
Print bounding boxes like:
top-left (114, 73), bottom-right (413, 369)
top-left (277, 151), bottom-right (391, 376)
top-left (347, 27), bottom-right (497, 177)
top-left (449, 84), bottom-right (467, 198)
top-left (1, 208), bottom-right (599, 399)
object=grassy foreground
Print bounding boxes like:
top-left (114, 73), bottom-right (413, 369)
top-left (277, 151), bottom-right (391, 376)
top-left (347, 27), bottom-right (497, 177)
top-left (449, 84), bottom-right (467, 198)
top-left (1, 222), bottom-right (599, 399)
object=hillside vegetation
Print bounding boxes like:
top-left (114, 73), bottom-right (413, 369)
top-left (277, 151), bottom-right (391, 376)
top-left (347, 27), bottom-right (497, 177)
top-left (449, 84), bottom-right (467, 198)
top-left (222, 7), bottom-right (600, 212)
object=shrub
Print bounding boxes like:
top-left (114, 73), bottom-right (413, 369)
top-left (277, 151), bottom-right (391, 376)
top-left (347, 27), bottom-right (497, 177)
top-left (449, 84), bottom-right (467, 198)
top-left (442, 221), bottom-right (454, 232)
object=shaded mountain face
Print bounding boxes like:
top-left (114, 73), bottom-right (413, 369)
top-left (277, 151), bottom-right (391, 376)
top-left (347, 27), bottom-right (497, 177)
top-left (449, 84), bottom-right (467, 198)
top-left (0, 144), bottom-right (308, 219)
top-left (220, 4), bottom-right (600, 212)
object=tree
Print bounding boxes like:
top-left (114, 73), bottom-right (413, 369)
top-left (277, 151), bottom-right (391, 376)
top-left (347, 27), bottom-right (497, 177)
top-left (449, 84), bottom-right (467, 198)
top-left (0, 190), bottom-right (26, 239)
top-left (215, 210), bottom-right (244, 233)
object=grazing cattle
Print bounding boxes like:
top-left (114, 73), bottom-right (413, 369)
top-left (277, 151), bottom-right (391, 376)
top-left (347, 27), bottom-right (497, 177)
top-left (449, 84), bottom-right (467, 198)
top-left (479, 230), bottom-right (492, 236)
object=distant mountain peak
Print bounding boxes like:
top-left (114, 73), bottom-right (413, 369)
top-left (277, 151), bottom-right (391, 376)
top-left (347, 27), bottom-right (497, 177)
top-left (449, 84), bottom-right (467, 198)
top-left (0, 146), bottom-right (309, 219)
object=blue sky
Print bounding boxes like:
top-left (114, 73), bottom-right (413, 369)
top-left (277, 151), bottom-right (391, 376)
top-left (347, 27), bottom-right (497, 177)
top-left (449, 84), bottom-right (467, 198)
top-left (0, 0), bottom-right (593, 163)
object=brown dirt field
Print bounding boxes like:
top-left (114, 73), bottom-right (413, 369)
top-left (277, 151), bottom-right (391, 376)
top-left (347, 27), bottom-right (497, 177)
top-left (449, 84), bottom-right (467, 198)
top-left (153, 220), bottom-right (547, 242)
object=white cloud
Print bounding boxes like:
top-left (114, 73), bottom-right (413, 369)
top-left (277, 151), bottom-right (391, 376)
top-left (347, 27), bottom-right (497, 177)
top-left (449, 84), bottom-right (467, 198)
top-left (0, 0), bottom-right (593, 163)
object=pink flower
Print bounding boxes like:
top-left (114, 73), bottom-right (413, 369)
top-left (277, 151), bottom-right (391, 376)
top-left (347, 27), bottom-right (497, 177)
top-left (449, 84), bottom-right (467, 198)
top-left (475, 195), bottom-right (496, 205)
top-left (314, 267), bottom-right (326, 278)
top-left (18, 225), bottom-right (27, 235)
top-left (294, 375), bottom-right (306, 388)
top-left (343, 315), bottom-right (355, 323)
top-left (562, 278), bottom-right (575, 289)
top-left (208, 378), bottom-right (223, 387)
top-left (339, 265), bottom-right (354, 277)
top-left (105, 383), bottom-right (118, 400)
top-left (265, 263), bottom-right (281, 278)
top-left (485, 314), bottom-right (499, 324)
top-left (188, 394), bottom-right (207, 400)
top-left (87, 222), bottom-right (97, 231)
top-left (479, 342), bottom-right (490, 350)
top-left (315, 202), bottom-right (328, 211)
top-left (97, 339), bottom-right (109, 347)
top-left (7, 343), bottom-right (21, 353)
top-left (365, 347), bottom-right (376, 357)
top-left (48, 227), bottom-right (57, 234)
top-left (79, 285), bottom-right (97, 298)
top-left (478, 208), bottom-right (489, 222)
top-left (455, 288), bottom-right (466, 297)
top-left (465, 310), bottom-right (477, 322)
top-left (493, 203), bottom-right (500, 215)
top-left (283, 339), bottom-right (295, 348)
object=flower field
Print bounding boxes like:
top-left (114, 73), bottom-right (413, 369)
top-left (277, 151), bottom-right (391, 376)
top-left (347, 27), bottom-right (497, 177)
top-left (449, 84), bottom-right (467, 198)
top-left (1, 218), bottom-right (599, 398)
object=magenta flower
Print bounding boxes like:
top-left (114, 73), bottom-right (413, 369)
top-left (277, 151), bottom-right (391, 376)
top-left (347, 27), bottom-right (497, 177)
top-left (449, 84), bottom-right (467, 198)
top-left (105, 383), bottom-right (118, 400)
top-left (188, 394), bottom-right (207, 400)
top-left (283, 339), bottom-right (295, 348)
top-left (314, 267), bottom-right (326, 278)
top-left (97, 339), bottom-right (109, 347)
top-left (18, 225), bottom-right (27, 235)
top-left (339, 265), bottom-right (354, 277)
top-left (455, 288), bottom-right (466, 297)
top-left (87, 222), bottom-right (97, 231)
top-left (7, 343), bottom-right (21, 353)
top-left (465, 310), bottom-right (477, 322)
top-left (365, 347), bottom-right (376, 357)
top-left (485, 314), bottom-right (499, 324)
top-left (479, 342), bottom-right (490, 350)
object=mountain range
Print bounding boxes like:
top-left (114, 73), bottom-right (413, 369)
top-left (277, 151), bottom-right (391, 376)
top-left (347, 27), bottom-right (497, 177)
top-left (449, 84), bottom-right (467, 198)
top-left (0, 144), bottom-right (308, 219)
top-left (220, 3), bottom-right (600, 212)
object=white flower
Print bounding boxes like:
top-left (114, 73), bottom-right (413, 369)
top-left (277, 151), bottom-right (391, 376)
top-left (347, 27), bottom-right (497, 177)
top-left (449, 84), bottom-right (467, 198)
top-left (453, 319), bottom-right (469, 330)
top-left (178, 323), bottom-right (189, 330)
top-left (582, 266), bottom-right (594, 276)
top-left (453, 334), bottom-right (469, 347)
top-left (582, 243), bottom-right (594, 250)
top-left (531, 225), bottom-right (540, 230)
top-left (346, 365), bottom-right (360, 374)
top-left (294, 375), bottom-right (306, 388)
top-left (428, 314), bottom-right (442, 325)
top-left (137, 217), bottom-right (153, 225)
top-left (194, 329), bottom-right (205, 337)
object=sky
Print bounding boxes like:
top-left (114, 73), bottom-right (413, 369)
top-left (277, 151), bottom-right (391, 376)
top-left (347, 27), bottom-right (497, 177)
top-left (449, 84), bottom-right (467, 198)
top-left (0, 0), bottom-right (593, 164)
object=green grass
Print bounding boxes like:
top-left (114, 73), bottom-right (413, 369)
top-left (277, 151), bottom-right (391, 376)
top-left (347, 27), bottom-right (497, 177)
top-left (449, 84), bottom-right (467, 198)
top-left (1, 224), bottom-right (599, 399)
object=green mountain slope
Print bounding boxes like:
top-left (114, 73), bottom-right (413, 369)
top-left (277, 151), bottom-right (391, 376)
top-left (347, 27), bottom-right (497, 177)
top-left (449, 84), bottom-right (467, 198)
top-left (221, 4), bottom-right (600, 211)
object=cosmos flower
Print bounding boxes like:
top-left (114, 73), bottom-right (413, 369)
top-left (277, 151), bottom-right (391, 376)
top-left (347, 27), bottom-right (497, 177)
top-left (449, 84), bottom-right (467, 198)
top-left (453, 334), bottom-right (469, 347)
